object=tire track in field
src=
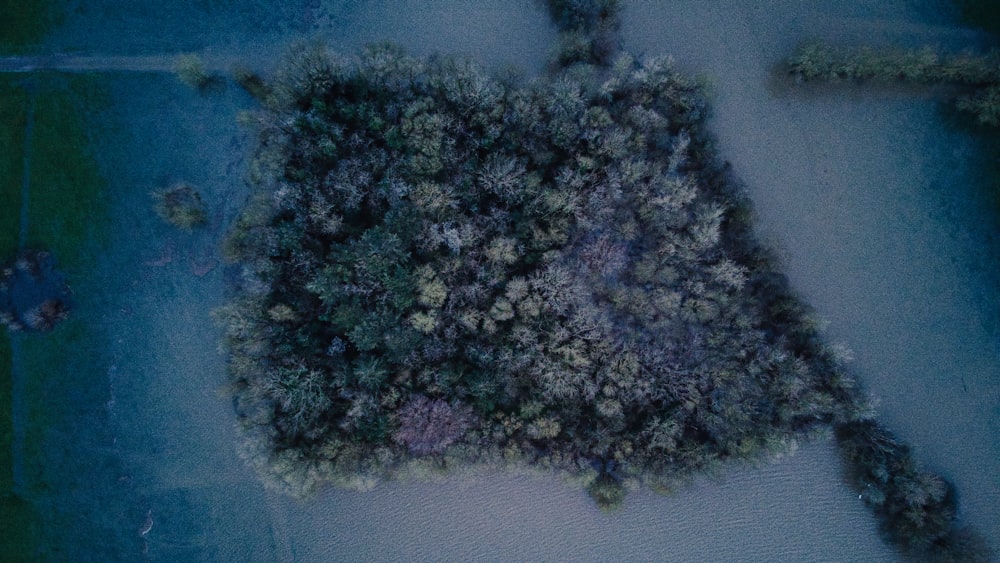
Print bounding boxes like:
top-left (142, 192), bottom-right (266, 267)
top-left (9, 88), bottom-right (34, 495)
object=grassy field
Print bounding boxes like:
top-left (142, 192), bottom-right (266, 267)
top-left (0, 73), bottom-right (110, 559)
top-left (26, 75), bottom-right (110, 275)
top-left (0, 334), bottom-right (12, 494)
top-left (9, 314), bottom-right (129, 560)
top-left (0, 0), bottom-right (57, 54)
top-left (0, 77), bottom-right (26, 259)
top-left (953, 0), bottom-right (1000, 34)
top-left (0, 76), bottom-right (25, 499)
top-left (0, 74), bottom-right (108, 267)
top-left (0, 74), bottom-right (36, 562)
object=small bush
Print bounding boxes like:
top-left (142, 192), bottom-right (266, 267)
top-left (587, 472), bottom-right (626, 512)
top-left (174, 54), bottom-right (212, 90)
top-left (232, 66), bottom-right (272, 102)
top-left (957, 85), bottom-right (1000, 127)
top-left (23, 298), bottom-right (69, 331)
top-left (786, 42), bottom-right (836, 80)
top-left (545, 0), bottom-right (621, 67)
top-left (152, 183), bottom-right (208, 230)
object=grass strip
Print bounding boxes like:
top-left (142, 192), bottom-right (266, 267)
top-left (0, 0), bottom-right (57, 54)
top-left (0, 75), bottom-right (39, 561)
top-left (0, 76), bottom-right (26, 258)
top-left (26, 74), bottom-right (110, 275)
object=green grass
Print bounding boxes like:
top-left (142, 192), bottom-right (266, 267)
top-left (0, 76), bottom-right (39, 561)
top-left (0, 74), bottom-right (109, 560)
top-left (13, 319), bottom-right (93, 559)
top-left (26, 75), bottom-right (110, 275)
top-left (0, 0), bottom-right (56, 54)
top-left (15, 75), bottom-right (129, 559)
top-left (0, 77), bottom-right (27, 258)
top-left (0, 74), bottom-right (110, 271)
top-left (0, 332), bottom-right (13, 493)
top-left (0, 490), bottom-right (41, 560)
top-left (953, 0), bottom-right (1000, 34)
top-left (20, 318), bottom-right (101, 456)
top-left (18, 316), bottom-right (135, 560)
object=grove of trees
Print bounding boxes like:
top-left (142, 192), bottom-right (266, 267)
top-left (214, 1), bottom-right (988, 559)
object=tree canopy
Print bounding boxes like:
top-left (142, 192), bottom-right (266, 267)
top-left (214, 5), bottom-right (989, 557)
top-left (219, 43), bottom-right (863, 501)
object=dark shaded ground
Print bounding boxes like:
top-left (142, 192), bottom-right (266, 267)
top-left (0, 250), bottom-right (71, 332)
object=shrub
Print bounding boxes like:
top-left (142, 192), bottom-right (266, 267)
top-left (173, 54), bottom-right (212, 90)
top-left (232, 66), bottom-right (272, 101)
top-left (22, 298), bottom-right (68, 331)
top-left (545, 0), bottom-right (621, 67)
top-left (957, 85), bottom-right (1000, 127)
top-left (586, 472), bottom-right (626, 512)
top-left (152, 183), bottom-right (207, 230)
top-left (786, 42), bottom-right (836, 80)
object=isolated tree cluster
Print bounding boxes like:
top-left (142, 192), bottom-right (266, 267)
top-left (207, 0), bottom-right (994, 557)
top-left (218, 41), bottom-right (873, 504)
top-left (152, 183), bottom-right (208, 230)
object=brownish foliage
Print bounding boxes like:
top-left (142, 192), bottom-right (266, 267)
top-left (394, 396), bottom-right (474, 456)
